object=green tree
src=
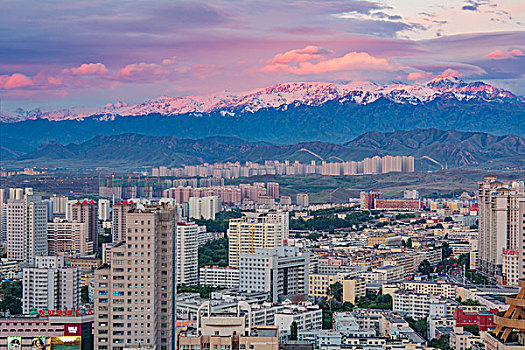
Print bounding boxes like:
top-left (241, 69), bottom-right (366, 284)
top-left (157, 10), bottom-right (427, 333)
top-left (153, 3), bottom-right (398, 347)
top-left (0, 281), bottom-right (23, 315)
top-left (177, 285), bottom-right (221, 299)
top-left (327, 282), bottom-right (343, 302)
top-left (429, 335), bottom-right (452, 350)
top-left (464, 325), bottom-right (480, 336)
top-left (441, 242), bottom-right (452, 258)
top-left (290, 321), bottom-right (298, 340)
top-left (357, 291), bottom-right (392, 310)
top-left (81, 285), bottom-right (90, 304)
top-left (418, 259), bottom-right (433, 275)
top-left (198, 238), bottom-right (228, 267)
top-left (405, 316), bottom-right (428, 338)
top-left (461, 298), bottom-right (481, 306)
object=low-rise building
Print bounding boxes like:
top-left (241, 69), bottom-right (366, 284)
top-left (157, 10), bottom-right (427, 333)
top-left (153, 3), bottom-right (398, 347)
top-left (0, 314), bottom-right (94, 350)
top-left (342, 277), bottom-right (366, 304)
top-left (199, 265), bottom-right (240, 288)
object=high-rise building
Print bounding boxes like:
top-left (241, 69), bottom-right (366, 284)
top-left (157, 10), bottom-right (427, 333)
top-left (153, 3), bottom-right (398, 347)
top-left (50, 194), bottom-right (68, 216)
top-left (7, 197), bottom-right (48, 265)
top-left (0, 203), bottom-right (7, 242)
top-left (176, 220), bottom-right (199, 286)
top-left (111, 200), bottom-right (135, 243)
top-left (228, 211), bottom-right (289, 268)
top-left (98, 198), bottom-right (111, 221)
top-left (296, 193), bottom-right (309, 208)
top-left (71, 199), bottom-right (98, 249)
top-left (280, 195), bottom-right (292, 205)
top-left (188, 196), bottom-right (220, 220)
top-left (360, 190), bottom-right (382, 210)
top-left (22, 256), bottom-right (81, 314)
top-left (0, 188), bottom-right (7, 204)
top-left (478, 176), bottom-right (525, 285)
top-left (239, 247), bottom-right (310, 303)
top-left (266, 182), bottom-right (280, 199)
top-left (47, 219), bottom-right (91, 255)
top-left (65, 199), bottom-right (78, 221)
top-left (94, 202), bottom-right (177, 350)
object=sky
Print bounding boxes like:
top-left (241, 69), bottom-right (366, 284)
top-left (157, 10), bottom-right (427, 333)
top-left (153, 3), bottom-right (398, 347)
top-left (0, 0), bottom-right (524, 113)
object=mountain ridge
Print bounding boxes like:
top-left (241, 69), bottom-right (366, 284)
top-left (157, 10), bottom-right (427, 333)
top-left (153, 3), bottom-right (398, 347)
top-left (4, 77), bottom-right (523, 123)
top-left (5, 129), bottom-right (524, 170)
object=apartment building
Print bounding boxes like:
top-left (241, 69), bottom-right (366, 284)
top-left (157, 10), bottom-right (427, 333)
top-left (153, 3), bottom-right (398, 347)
top-left (392, 291), bottom-right (447, 320)
top-left (111, 200), bottom-right (134, 243)
top-left (199, 266), bottom-right (239, 288)
top-left (176, 220), bottom-right (199, 286)
top-left (228, 211), bottom-right (289, 267)
top-left (71, 199), bottom-right (98, 249)
top-left (94, 203), bottom-right (177, 350)
top-left (239, 247), bottom-right (310, 303)
top-left (22, 256), bottom-right (81, 314)
top-left (342, 277), bottom-right (366, 305)
top-left (7, 196), bottom-right (48, 265)
top-left (308, 273), bottom-right (344, 298)
top-left (47, 219), bottom-right (91, 255)
top-left (478, 176), bottom-right (525, 285)
top-left (188, 196), bottom-right (220, 220)
top-left (399, 281), bottom-right (457, 299)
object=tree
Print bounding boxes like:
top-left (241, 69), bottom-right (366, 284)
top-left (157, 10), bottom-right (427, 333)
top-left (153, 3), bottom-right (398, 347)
top-left (198, 238), bottom-right (228, 267)
top-left (0, 281), bottom-right (22, 315)
top-left (405, 316), bottom-right (428, 338)
top-left (407, 238), bottom-right (413, 248)
top-left (429, 335), bottom-right (452, 350)
top-left (327, 282), bottom-right (343, 302)
top-left (461, 298), bottom-right (481, 306)
top-left (441, 242), bottom-right (452, 259)
top-left (418, 259), bottom-right (432, 275)
top-left (464, 325), bottom-right (480, 336)
top-left (357, 291), bottom-right (392, 310)
top-left (81, 285), bottom-right (90, 304)
top-left (290, 321), bottom-right (298, 340)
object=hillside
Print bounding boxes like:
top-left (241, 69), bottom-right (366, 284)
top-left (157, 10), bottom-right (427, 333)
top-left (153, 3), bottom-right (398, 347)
top-left (6, 129), bottom-right (524, 170)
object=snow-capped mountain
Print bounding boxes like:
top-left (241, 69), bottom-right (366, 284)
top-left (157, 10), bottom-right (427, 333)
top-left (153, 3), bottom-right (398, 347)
top-left (6, 77), bottom-right (523, 122)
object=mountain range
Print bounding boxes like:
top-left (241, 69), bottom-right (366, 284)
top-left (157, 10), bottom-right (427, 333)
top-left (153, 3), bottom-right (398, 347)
top-left (4, 129), bottom-right (524, 170)
top-left (1, 78), bottom-right (524, 154)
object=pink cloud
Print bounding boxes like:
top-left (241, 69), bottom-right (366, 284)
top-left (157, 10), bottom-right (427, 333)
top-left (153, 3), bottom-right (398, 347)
top-left (0, 73), bottom-right (34, 89)
top-left (63, 63), bottom-right (108, 76)
top-left (261, 50), bottom-right (397, 75)
top-left (117, 62), bottom-right (164, 82)
top-left (266, 46), bottom-right (333, 65)
top-left (161, 56), bottom-right (177, 65)
top-left (436, 68), bottom-right (463, 79)
top-left (407, 71), bottom-right (433, 81)
top-left (486, 49), bottom-right (524, 60)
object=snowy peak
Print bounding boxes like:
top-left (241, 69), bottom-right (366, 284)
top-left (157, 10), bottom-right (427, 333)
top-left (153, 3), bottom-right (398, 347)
top-left (5, 79), bottom-right (523, 122)
top-left (425, 76), bottom-right (467, 89)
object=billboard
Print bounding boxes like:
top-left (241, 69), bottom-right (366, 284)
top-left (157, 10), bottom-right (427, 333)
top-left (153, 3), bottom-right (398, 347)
top-left (7, 337), bottom-right (21, 350)
top-left (47, 337), bottom-right (81, 350)
top-left (31, 337), bottom-right (47, 350)
top-left (64, 324), bottom-right (82, 336)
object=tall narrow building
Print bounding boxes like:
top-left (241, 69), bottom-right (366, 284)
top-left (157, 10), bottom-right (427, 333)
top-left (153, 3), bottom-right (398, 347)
top-left (478, 176), bottom-right (525, 285)
top-left (228, 211), bottom-right (289, 268)
top-left (94, 202), bottom-right (177, 350)
top-left (7, 196), bottom-right (48, 265)
top-left (71, 199), bottom-right (98, 249)
top-left (111, 200), bottom-right (134, 243)
top-left (176, 220), bottom-right (199, 286)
